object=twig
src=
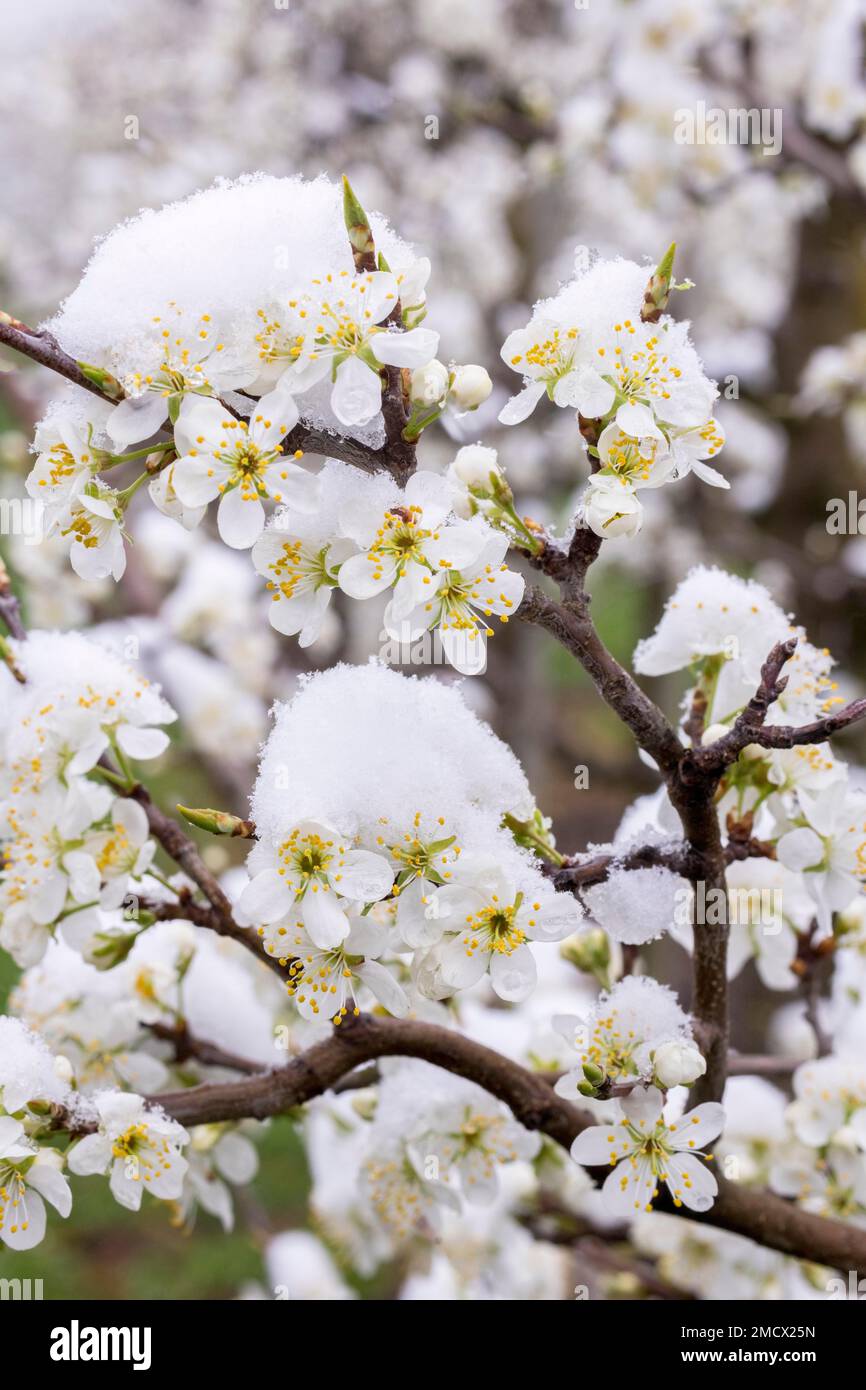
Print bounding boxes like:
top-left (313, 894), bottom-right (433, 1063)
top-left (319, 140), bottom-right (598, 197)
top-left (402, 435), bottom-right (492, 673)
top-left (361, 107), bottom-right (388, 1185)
top-left (0, 559), bottom-right (26, 641)
top-left (127, 787), bottom-right (291, 983)
top-left (0, 315), bottom-right (122, 405)
top-left (519, 585), bottom-right (683, 774)
top-left (145, 1020), bottom-right (267, 1076)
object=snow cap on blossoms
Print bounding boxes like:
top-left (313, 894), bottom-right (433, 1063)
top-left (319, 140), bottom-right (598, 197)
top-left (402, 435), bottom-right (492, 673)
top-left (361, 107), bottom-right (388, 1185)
top-left (633, 565), bottom-right (792, 720)
top-left (583, 864), bottom-right (687, 946)
top-left (554, 975), bottom-right (695, 1094)
top-left (499, 256), bottom-right (718, 431)
top-left (46, 175), bottom-right (429, 445)
top-left (250, 662), bottom-right (534, 852)
top-left (633, 565), bottom-right (789, 681)
top-left (0, 1017), bottom-right (72, 1114)
top-left (1, 628), bottom-right (176, 762)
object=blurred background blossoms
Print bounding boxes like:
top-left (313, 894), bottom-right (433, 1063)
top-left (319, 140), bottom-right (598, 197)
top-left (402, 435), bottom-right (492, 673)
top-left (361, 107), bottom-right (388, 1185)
top-left (1, 0), bottom-right (866, 1300)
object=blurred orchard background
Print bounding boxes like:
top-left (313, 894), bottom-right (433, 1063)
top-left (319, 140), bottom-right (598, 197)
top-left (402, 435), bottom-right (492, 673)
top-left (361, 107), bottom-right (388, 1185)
top-left (1, 0), bottom-right (865, 1298)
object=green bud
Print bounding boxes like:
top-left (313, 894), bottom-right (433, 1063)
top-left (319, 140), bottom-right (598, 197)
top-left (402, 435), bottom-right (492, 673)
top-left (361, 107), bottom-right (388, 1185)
top-left (342, 175), bottom-right (376, 271)
top-left (560, 929), bottom-right (611, 989)
top-left (76, 360), bottom-right (125, 402)
top-left (641, 242), bottom-right (676, 323)
top-left (502, 808), bottom-right (563, 866)
top-left (577, 1080), bottom-right (597, 1098)
top-left (86, 929), bottom-right (141, 971)
top-left (25, 1099), bottom-right (52, 1117)
top-left (177, 805), bottom-right (256, 838)
top-left (582, 1061), bottom-right (605, 1086)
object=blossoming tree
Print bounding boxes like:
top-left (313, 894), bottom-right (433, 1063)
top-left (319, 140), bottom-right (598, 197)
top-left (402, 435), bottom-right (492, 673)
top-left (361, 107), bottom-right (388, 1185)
top-left (2, 174), bottom-right (866, 1300)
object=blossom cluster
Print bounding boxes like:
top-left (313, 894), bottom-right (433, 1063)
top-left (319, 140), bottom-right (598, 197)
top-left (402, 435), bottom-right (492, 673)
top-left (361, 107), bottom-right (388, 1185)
top-left (0, 631), bottom-right (175, 968)
top-left (238, 663), bottom-right (583, 1017)
top-left (633, 565), bottom-right (866, 947)
top-left (499, 256), bottom-right (728, 538)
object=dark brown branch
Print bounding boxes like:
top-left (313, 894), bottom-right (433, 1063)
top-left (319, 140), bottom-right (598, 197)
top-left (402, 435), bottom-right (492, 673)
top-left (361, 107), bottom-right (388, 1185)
top-left (696, 637), bottom-right (866, 771)
top-left (280, 419), bottom-right (415, 483)
top-left (2, 300), bottom-right (418, 488)
top-left (519, 585), bottom-right (683, 774)
top-left (0, 315), bottom-right (122, 405)
top-left (553, 841), bottom-right (696, 893)
top-left (552, 816), bottom-right (776, 897)
top-left (576, 1235), bottom-right (697, 1300)
top-left (145, 1020), bottom-right (266, 1076)
top-left (127, 787), bottom-right (289, 983)
top-left (141, 1013), bottom-right (866, 1277)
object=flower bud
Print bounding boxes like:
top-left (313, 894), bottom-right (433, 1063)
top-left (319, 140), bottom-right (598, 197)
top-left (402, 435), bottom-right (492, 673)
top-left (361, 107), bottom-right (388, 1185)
top-left (641, 242), bottom-right (676, 323)
top-left (583, 479), bottom-right (643, 539)
top-left (410, 359), bottom-right (449, 406)
top-left (449, 444), bottom-right (503, 492)
top-left (560, 928), bottom-right (610, 977)
top-left (652, 1040), bottom-right (706, 1089)
top-left (54, 1054), bottom-right (75, 1085)
top-left (449, 364), bottom-right (492, 410)
top-left (341, 175), bottom-right (375, 271)
top-left (177, 804), bottom-right (256, 837)
top-left (582, 1061), bottom-right (605, 1086)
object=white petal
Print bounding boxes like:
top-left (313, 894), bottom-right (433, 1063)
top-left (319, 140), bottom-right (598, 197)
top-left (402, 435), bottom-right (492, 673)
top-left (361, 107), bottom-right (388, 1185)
top-left (333, 851), bottom-right (394, 902)
top-left (573, 366), bottom-right (616, 418)
top-left (0, 1189), bottom-right (46, 1249)
top-left (67, 1133), bottom-right (112, 1177)
top-left (601, 1154), bottom-right (657, 1217)
top-left (355, 959), bottom-right (409, 1018)
top-left (217, 487), bottom-right (265, 549)
top-left (107, 394), bottom-right (168, 448)
top-left (338, 550), bottom-right (397, 599)
top-left (615, 400), bottom-right (660, 437)
top-left (301, 888), bottom-right (350, 949)
top-left (215, 1133), bottom-right (259, 1185)
top-left (498, 382), bottom-right (546, 425)
top-left (691, 460), bottom-right (730, 488)
top-left (777, 827), bottom-right (824, 873)
top-left (27, 1160), bottom-right (72, 1217)
top-left (370, 327), bottom-right (439, 368)
top-left (489, 944), bottom-right (537, 1001)
top-left (666, 1153), bottom-right (718, 1212)
top-left (171, 455), bottom-right (223, 507)
top-left (331, 355), bottom-right (382, 427)
top-left (235, 869), bottom-right (293, 926)
top-left (439, 623), bottom-right (488, 676)
top-left (115, 724), bottom-right (169, 760)
top-left (570, 1123), bottom-right (631, 1168)
top-left (110, 1161), bottom-right (144, 1211)
top-left (669, 1103), bottom-right (725, 1150)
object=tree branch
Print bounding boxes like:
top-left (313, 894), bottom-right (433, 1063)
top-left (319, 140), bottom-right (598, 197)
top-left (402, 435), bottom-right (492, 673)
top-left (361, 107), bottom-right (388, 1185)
top-left (127, 787), bottom-right (290, 983)
top-left (145, 1020), bottom-right (266, 1076)
top-left (696, 637), bottom-right (866, 772)
top-left (519, 584), bottom-right (683, 774)
top-left (0, 314), bottom-right (122, 405)
top-left (141, 1012), bottom-right (866, 1277)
